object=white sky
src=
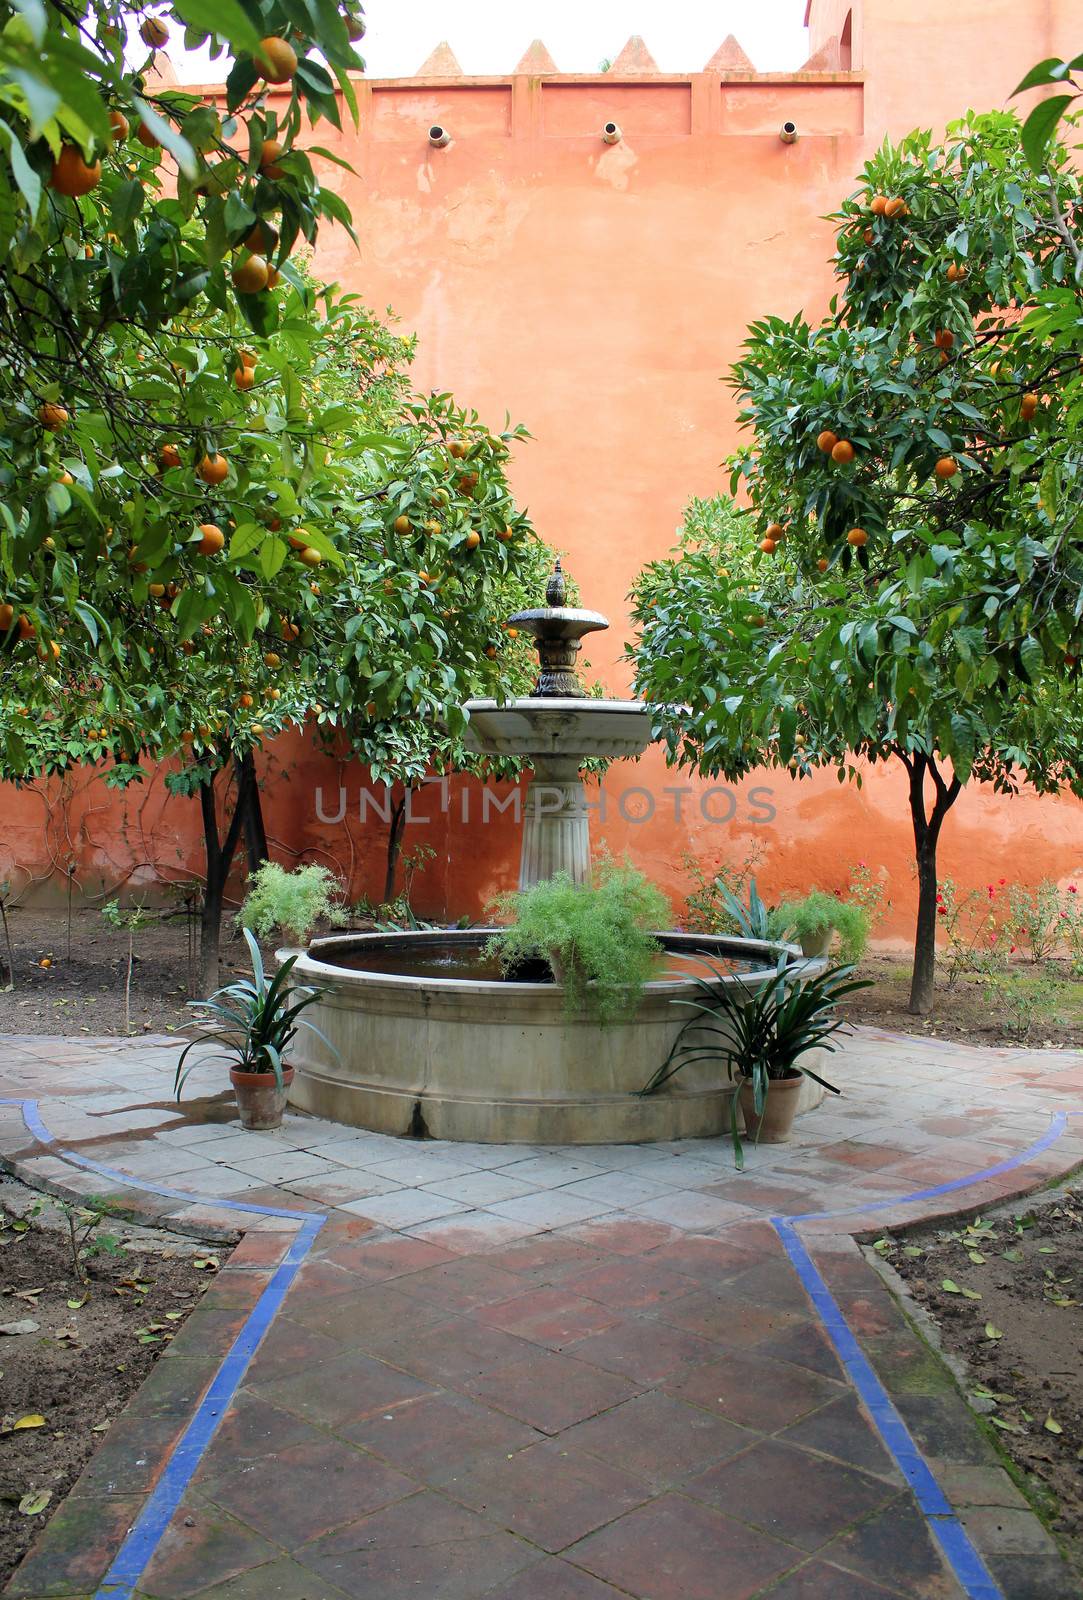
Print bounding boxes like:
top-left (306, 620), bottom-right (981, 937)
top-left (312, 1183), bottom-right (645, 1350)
top-left (165, 1), bottom-right (812, 85)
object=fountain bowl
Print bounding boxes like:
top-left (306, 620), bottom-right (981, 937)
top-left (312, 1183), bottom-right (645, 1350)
top-left (286, 929), bottom-right (829, 1144)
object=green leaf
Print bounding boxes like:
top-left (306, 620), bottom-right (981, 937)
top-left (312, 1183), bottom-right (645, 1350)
top-left (0, 119), bottom-right (40, 215)
top-left (984, 1323), bottom-right (1003, 1340)
top-left (1019, 95), bottom-right (1073, 173)
top-left (941, 1279), bottom-right (962, 1294)
top-left (131, 97), bottom-right (196, 179)
top-left (18, 1489), bottom-right (51, 1516)
top-left (1043, 1413), bottom-right (1063, 1435)
top-left (171, 0), bottom-right (261, 51)
top-left (1012, 58), bottom-right (1072, 95)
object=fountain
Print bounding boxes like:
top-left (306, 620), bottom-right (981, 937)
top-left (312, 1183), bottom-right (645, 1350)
top-left (287, 565), bottom-right (824, 1143)
top-left (462, 559), bottom-right (651, 888)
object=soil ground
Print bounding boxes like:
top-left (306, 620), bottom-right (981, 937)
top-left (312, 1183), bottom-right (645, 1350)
top-left (882, 1182), bottom-right (1083, 1579)
top-left (0, 1175), bottom-right (211, 1589)
top-left (1, 908), bottom-right (1081, 1045)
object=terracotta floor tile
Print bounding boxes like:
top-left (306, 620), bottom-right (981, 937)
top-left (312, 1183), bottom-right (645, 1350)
top-left (823, 1497), bottom-right (968, 1598)
top-left (562, 1256), bottom-right (700, 1311)
top-left (763, 1557), bottom-right (912, 1598)
top-left (201, 1435), bottom-right (415, 1545)
top-left (320, 1234), bottom-right (459, 1280)
top-left (393, 1255), bottom-right (533, 1313)
top-left (655, 1289), bottom-right (808, 1348)
top-left (816, 1142), bottom-right (916, 1172)
top-left (386, 1316), bottom-right (537, 1385)
top-left (720, 1257), bottom-right (817, 1314)
top-left (5, 1494), bottom-right (146, 1598)
top-left (192, 1392), bottom-right (317, 1474)
top-left (447, 1437), bottom-right (651, 1551)
top-left (571, 1318), bottom-right (716, 1384)
top-left (295, 1488), bottom-right (538, 1600)
top-left (483, 1556), bottom-right (634, 1598)
top-left (560, 1390), bottom-right (751, 1489)
top-left (465, 1349), bottom-right (641, 1433)
top-left (493, 1235), bottom-right (611, 1281)
top-left (663, 1350), bottom-right (843, 1432)
top-left (566, 1491), bottom-right (797, 1600)
top-left (564, 1217), bottom-right (683, 1256)
top-left (344, 1390), bottom-right (541, 1481)
top-left (288, 1282), bottom-right (451, 1350)
top-left (195, 1553), bottom-right (357, 1600)
top-left (779, 1394), bottom-right (901, 1481)
top-left (683, 1437), bottom-right (897, 1550)
top-left (139, 1496), bottom-right (281, 1600)
top-left (478, 1284), bottom-right (622, 1348)
top-left (240, 1313), bottom-right (344, 1382)
top-left (254, 1348), bottom-right (438, 1428)
top-left (753, 1318), bottom-right (846, 1381)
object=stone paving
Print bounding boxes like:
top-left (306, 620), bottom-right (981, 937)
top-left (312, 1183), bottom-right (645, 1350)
top-left (1, 1027), bottom-right (1082, 1599)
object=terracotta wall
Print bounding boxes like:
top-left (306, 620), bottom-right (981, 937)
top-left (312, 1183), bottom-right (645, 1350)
top-left (4, 0), bottom-right (1082, 936)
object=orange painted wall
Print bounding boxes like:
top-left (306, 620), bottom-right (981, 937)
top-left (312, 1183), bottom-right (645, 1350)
top-left (3, 0), bottom-right (1082, 937)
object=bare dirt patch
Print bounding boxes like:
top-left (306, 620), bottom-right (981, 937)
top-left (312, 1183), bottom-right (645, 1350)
top-left (844, 952), bottom-right (1083, 1050)
top-left (881, 1182), bottom-right (1083, 1577)
top-left (0, 1177), bottom-right (214, 1590)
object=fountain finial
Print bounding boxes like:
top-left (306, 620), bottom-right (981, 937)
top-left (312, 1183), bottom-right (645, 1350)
top-left (545, 558), bottom-right (566, 608)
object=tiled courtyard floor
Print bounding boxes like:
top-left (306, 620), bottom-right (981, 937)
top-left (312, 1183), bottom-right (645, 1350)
top-left (1, 1027), bottom-right (1081, 1599)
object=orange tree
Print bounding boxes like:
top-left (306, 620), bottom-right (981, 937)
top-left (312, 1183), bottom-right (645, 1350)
top-left (630, 113), bottom-right (1083, 1014)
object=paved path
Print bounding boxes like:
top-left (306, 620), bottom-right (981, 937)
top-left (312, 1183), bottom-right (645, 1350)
top-left (1, 1028), bottom-right (1081, 1600)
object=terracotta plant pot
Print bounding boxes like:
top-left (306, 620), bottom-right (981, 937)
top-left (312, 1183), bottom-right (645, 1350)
top-left (230, 1065), bottom-right (293, 1131)
top-left (738, 1071), bottom-right (803, 1144)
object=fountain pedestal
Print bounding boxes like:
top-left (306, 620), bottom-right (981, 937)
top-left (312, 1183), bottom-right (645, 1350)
top-left (521, 756), bottom-right (590, 888)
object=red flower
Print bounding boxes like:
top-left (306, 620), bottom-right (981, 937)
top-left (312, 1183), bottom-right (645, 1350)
top-left (937, 906), bottom-right (947, 916)
top-left (1069, 885), bottom-right (1078, 894)
top-left (999, 877), bottom-right (1006, 885)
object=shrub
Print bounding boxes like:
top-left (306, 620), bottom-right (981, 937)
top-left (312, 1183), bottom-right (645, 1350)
top-left (772, 891), bottom-right (869, 964)
top-left (239, 862), bottom-right (345, 946)
top-left (682, 847), bottom-right (763, 935)
top-left (487, 860), bottom-right (670, 1024)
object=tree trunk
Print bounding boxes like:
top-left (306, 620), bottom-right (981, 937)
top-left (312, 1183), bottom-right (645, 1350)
top-left (383, 791), bottom-right (408, 906)
top-left (236, 750), bottom-right (269, 876)
top-left (903, 752), bottom-right (962, 1015)
top-left (197, 754), bottom-right (251, 996)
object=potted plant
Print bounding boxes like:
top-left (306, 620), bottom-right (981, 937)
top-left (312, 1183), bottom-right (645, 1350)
top-left (487, 859), bottom-right (670, 1024)
top-left (174, 929), bottom-right (333, 1130)
top-left (640, 955), bottom-right (869, 1167)
top-left (772, 890), bottom-right (869, 962)
top-left (239, 861), bottom-right (347, 948)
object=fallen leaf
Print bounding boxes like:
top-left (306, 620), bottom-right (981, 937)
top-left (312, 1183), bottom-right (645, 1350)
top-left (13, 1414), bottom-right (45, 1430)
top-left (91, 1420), bottom-right (110, 1433)
top-left (165, 1311), bottom-right (184, 1322)
top-left (960, 1286), bottom-right (982, 1300)
top-left (0, 1320), bottom-right (40, 1337)
top-left (984, 1323), bottom-right (1003, 1340)
top-left (1038, 1246), bottom-right (1057, 1254)
top-left (903, 1246), bottom-right (923, 1258)
top-left (967, 1250), bottom-right (986, 1265)
top-left (1044, 1415), bottom-right (1063, 1435)
top-left (1002, 1248), bottom-right (1023, 1263)
top-left (66, 1298), bottom-right (86, 1311)
top-left (192, 1257), bottom-right (219, 1272)
top-left (18, 1490), bottom-right (51, 1516)
top-left (990, 1416), bottom-right (1026, 1435)
top-left (942, 1279), bottom-right (962, 1294)
top-left (873, 1238), bottom-right (891, 1254)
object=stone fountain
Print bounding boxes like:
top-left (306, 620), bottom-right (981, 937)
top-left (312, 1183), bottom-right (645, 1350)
top-left (285, 562), bottom-right (821, 1143)
top-left (463, 560), bottom-right (651, 887)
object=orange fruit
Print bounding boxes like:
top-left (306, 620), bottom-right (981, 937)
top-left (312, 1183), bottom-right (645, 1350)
top-left (57, 471), bottom-right (74, 486)
top-left (298, 546), bottom-right (322, 567)
top-left (108, 109), bottom-right (130, 142)
top-left (231, 253), bottom-right (269, 294)
top-left (933, 328), bottom-right (954, 351)
top-left (465, 531), bottom-right (481, 551)
top-left (457, 471), bottom-right (479, 493)
top-left (393, 514), bottom-right (411, 534)
top-left (870, 195), bottom-right (887, 215)
top-left (244, 219), bottom-right (279, 255)
top-left (424, 519), bottom-right (442, 536)
top-left (946, 262), bottom-right (967, 282)
top-left (863, 227), bottom-right (873, 245)
top-left (267, 687), bottom-right (281, 700)
top-left (265, 265), bottom-right (281, 289)
top-left (0, 603), bottom-right (13, 631)
top-left (506, 626), bottom-right (519, 638)
top-left (196, 453), bottom-right (228, 485)
top-left (448, 439), bottom-right (468, 460)
top-left (16, 614), bottom-right (35, 639)
top-left (831, 439), bottom-right (855, 464)
top-left (485, 645), bottom-right (497, 659)
top-left (497, 526), bottom-right (514, 542)
top-left (816, 557), bottom-right (829, 573)
top-left (934, 456), bottom-right (958, 480)
top-left (37, 639), bottom-right (61, 662)
top-left (846, 527), bottom-right (868, 547)
top-left (263, 651), bottom-right (281, 669)
top-left (148, 582), bottom-right (166, 597)
top-left (259, 139), bottom-right (286, 178)
top-left (136, 121), bottom-right (161, 148)
top-left (237, 347), bottom-right (257, 369)
top-left (883, 197), bottom-right (907, 218)
top-left (287, 534), bottom-right (307, 550)
top-left (254, 36), bottom-right (298, 82)
top-left (309, 581), bottom-right (320, 594)
top-left (139, 14), bottom-right (169, 47)
top-left (1020, 393), bottom-right (1038, 421)
top-left (159, 443), bottom-right (182, 470)
top-left (237, 693), bottom-right (254, 709)
top-left (36, 402), bottom-right (69, 432)
top-left (234, 365), bottom-right (255, 390)
top-left (197, 523), bottom-right (225, 555)
top-left (816, 430), bottom-right (838, 455)
top-left (765, 522), bottom-right (783, 538)
top-left (759, 538), bottom-right (777, 554)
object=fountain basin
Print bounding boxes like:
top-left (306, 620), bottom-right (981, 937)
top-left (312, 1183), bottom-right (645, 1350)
top-left (287, 929), bottom-right (831, 1144)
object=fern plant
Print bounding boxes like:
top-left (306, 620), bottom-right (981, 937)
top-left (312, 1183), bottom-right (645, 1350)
top-left (239, 862), bottom-right (345, 946)
top-left (487, 860), bottom-right (670, 1024)
top-left (772, 891), bottom-right (869, 963)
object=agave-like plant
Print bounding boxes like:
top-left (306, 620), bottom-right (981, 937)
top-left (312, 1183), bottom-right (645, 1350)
top-left (639, 954), bottom-right (870, 1168)
top-left (173, 929), bottom-right (334, 1100)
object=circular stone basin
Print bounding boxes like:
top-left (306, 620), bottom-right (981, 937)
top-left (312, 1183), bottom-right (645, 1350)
top-left (287, 930), bottom-right (830, 1145)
